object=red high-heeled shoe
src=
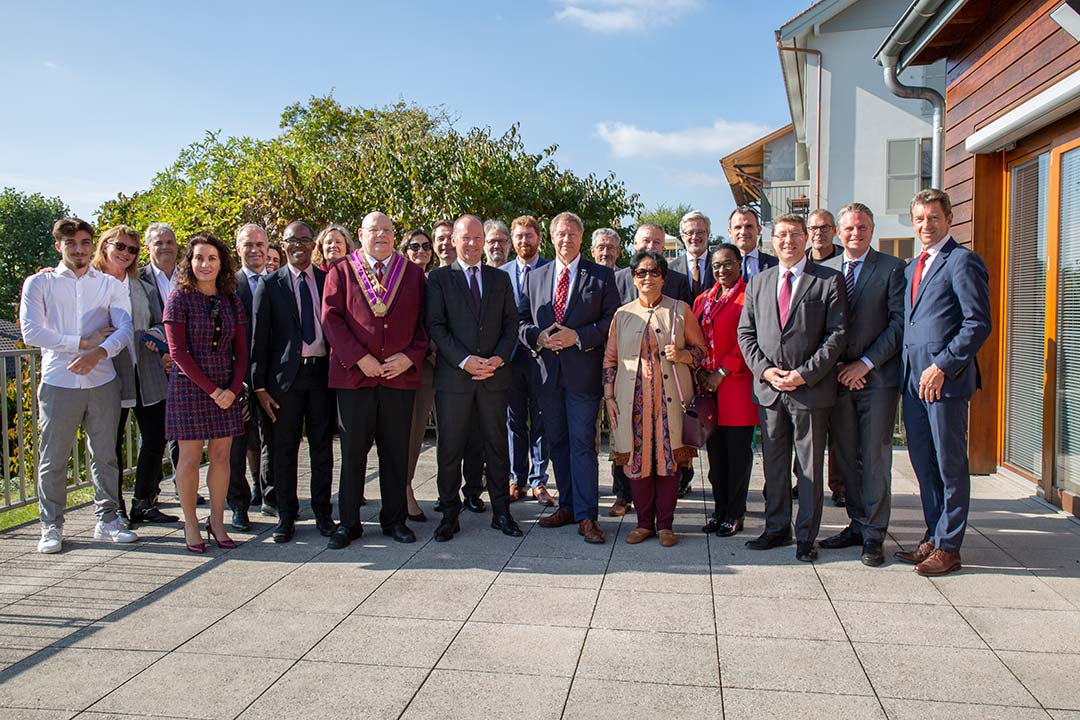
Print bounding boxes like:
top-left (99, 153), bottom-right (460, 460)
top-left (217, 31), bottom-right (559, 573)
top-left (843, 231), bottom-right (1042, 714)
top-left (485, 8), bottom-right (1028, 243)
top-left (206, 522), bottom-right (238, 549)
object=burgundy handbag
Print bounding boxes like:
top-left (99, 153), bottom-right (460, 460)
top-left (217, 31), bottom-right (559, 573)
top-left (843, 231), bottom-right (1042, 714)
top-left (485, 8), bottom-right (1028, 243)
top-left (670, 306), bottom-right (717, 448)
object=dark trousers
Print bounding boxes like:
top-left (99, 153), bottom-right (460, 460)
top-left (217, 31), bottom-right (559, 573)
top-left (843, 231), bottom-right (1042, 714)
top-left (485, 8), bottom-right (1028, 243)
top-left (463, 434), bottom-right (485, 500)
top-left (705, 425), bottom-right (755, 523)
top-left (337, 385), bottom-right (414, 531)
top-left (121, 382), bottom-right (169, 505)
top-left (630, 474), bottom-right (678, 531)
top-left (760, 398), bottom-right (830, 543)
top-left (434, 384), bottom-right (511, 518)
top-left (903, 391), bottom-right (971, 552)
top-left (269, 361), bottom-right (335, 521)
top-left (228, 393), bottom-right (273, 511)
top-left (541, 389), bottom-right (601, 522)
top-left (612, 463), bottom-right (632, 501)
top-left (831, 387), bottom-right (899, 542)
top-left (507, 354), bottom-right (548, 488)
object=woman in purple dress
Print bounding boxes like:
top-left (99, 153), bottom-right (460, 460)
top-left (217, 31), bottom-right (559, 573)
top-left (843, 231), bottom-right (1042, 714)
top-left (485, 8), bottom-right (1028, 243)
top-left (164, 233), bottom-right (248, 553)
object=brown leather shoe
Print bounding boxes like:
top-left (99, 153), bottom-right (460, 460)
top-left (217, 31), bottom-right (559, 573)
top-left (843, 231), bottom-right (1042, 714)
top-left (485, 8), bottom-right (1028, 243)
top-left (578, 519), bottom-right (606, 544)
top-left (915, 549), bottom-right (962, 576)
top-left (538, 507), bottom-right (574, 528)
top-left (894, 540), bottom-right (935, 565)
top-left (532, 485), bottom-right (555, 507)
top-left (658, 529), bottom-right (678, 547)
top-left (508, 484), bottom-right (525, 503)
top-left (625, 527), bottom-right (655, 544)
top-left (607, 498), bottom-right (631, 517)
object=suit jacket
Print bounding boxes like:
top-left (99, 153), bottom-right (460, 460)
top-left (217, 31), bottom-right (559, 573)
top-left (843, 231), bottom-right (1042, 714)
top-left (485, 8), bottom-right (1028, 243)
top-left (614, 266), bottom-right (692, 305)
top-left (902, 237), bottom-right (991, 398)
top-left (251, 265), bottom-right (327, 396)
top-left (670, 253), bottom-right (715, 299)
top-left (426, 263), bottom-right (519, 393)
top-left (502, 257), bottom-right (550, 360)
top-left (737, 261), bottom-right (847, 409)
top-left (321, 254), bottom-right (429, 390)
top-left (234, 269), bottom-right (258, 347)
top-left (518, 257), bottom-right (619, 395)
top-left (822, 248), bottom-right (905, 389)
top-left (139, 264), bottom-right (167, 313)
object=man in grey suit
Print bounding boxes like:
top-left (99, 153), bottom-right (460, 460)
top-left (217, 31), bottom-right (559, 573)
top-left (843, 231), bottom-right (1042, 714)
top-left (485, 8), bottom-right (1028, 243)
top-left (817, 203), bottom-right (904, 567)
top-left (737, 213), bottom-right (847, 561)
top-left (670, 210), bottom-right (715, 301)
top-left (614, 224), bottom-right (692, 305)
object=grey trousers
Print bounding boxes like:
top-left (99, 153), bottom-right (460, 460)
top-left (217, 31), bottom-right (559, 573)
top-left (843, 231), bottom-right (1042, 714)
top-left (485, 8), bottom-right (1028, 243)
top-left (37, 380), bottom-right (122, 527)
top-left (760, 397), bottom-right (830, 543)
top-left (830, 387), bottom-right (899, 542)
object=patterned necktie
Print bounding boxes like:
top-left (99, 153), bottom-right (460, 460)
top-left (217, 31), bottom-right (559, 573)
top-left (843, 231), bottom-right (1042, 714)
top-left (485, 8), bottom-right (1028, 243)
top-left (468, 266), bottom-right (482, 317)
top-left (910, 251), bottom-right (930, 304)
top-left (298, 270), bottom-right (315, 344)
top-left (844, 260), bottom-right (859, 304)
top-left (691, 257), bottom-right (701, 296)
top-left (778, 270), bottom-right (794, 328)
top-left (374, 261), bottom-right (385, 286)
top-left (554, 266), bottom-right (570, 324)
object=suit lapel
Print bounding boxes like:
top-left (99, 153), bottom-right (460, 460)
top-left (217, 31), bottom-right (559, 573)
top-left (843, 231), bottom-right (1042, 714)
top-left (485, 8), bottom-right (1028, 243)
top-left (851, 249), bottom-right (878, 306)
top-left (783, 265), bottom-right (814, 330)
top-left (913, 238), bottom-right (954, 311)
top-left (561, 260), bottom-right (589, 322)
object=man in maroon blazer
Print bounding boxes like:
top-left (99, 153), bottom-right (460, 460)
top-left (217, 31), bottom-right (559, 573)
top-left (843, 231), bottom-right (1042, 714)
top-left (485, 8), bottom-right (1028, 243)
top-left (321, 211), bottom-right (429, 549)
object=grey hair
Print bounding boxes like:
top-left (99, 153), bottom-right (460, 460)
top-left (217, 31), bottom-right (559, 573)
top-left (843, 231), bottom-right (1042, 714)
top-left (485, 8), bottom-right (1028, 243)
top-left (235, 223), bottom-right (267, 242)
top-left (145, 222), bottom-right (175, 240)
top-left (550, 211), bottom-right (584, 235)
top-left (591, 228), bottom-right (621, 246)
top-left (679, 210), bottom-right (711, 235)
top-left (483, 219), bottom-right (509, 237)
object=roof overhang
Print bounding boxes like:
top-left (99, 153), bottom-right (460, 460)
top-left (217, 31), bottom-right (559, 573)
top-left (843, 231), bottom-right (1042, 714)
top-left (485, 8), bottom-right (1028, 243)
top-left (873, 0), bottom-right (970, 72)
top-left (720, 125), bottom-right (795, 206)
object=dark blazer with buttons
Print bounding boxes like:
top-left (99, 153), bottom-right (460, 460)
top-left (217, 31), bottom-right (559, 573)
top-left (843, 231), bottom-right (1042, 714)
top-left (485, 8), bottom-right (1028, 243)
top-left (902, 237), bottom-right (991, 398)
top-left (737, 261), bottom-right (847, 410)
top-left (250, 265), bottom-right (327, 396)
top-left (669, 253), bottom-right (715, 300)
top-left (614, 265), bottom-right (692, 305)
top-left (426, 263), bottom-right (519, 393)
top-left (518, 257), bottom-right (619, 396)
top-left (821, 248), bottom-right (906, 389)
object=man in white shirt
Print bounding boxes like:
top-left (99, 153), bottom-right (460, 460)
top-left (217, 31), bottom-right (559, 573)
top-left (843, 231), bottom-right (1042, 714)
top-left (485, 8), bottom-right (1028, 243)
top-left (20, 217), bottom-right (139, 553)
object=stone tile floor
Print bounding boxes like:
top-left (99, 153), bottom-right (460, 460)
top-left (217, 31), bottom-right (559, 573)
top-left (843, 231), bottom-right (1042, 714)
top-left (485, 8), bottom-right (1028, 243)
top-left (1, 441), bottom-right (1079, 719)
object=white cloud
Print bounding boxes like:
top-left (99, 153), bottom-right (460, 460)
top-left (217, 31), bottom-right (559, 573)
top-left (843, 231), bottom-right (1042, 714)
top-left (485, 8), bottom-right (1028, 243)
top-left (595, 119), bottom-right (772, 159)
top-left (554, 0), bottom-right (701, 34)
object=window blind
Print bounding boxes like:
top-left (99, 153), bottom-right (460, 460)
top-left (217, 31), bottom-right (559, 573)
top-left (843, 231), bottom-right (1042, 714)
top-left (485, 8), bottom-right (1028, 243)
top-left (1057, 147), bottom-right (1080, 494)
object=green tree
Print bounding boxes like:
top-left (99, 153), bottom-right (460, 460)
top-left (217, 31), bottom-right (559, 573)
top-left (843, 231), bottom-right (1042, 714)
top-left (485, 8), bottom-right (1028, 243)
top-left (635, 202), bottom-right (695, 239)
top-left (0, 188), bottom-right (70, 320)
top-left (98, 95), bottom-right (642, 257)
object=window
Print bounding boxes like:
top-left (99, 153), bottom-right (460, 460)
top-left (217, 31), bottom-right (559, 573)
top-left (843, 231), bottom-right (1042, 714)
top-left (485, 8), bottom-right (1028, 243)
top-left (886, 138), bottom-right (933, 213)
top-left (1056, 146), bottom-right (1080, 494)
top-left (878, 237), bottom-right (915, 262)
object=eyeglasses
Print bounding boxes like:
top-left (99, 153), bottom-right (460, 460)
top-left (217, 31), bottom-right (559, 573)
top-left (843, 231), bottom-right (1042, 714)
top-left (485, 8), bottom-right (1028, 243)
top-left (208, 295), bottom-right (223, 349)
top-left (284, 235), bottom-right (314, 246)
top-left (109, 241), bottom-right (140, 255)
top-left (682, 230), bottom-right (709, 238)
top-left (407, 241), bottom-right (433, 252)
top-left (711, 261), bottom-right (739, 270)
top-left (808, 225), bottom-right (834, 233)
top-left (632, 268), bottom-right (663, 278)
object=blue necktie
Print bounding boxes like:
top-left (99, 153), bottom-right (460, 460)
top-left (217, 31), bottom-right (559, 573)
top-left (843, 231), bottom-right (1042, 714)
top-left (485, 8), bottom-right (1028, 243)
top-left (298, 271), bottom-right (315, 344)
top-left (248, 273), bottom-right (259, 295)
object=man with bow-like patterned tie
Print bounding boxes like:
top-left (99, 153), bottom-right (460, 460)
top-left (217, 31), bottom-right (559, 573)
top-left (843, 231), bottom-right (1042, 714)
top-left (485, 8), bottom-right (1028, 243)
top-left (519, 211), bottom-right (619, 544)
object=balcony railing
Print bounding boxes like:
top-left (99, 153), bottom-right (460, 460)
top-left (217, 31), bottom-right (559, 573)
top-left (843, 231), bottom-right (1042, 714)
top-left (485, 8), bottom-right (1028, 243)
top-left (761, 181), bottom-right (811, 224)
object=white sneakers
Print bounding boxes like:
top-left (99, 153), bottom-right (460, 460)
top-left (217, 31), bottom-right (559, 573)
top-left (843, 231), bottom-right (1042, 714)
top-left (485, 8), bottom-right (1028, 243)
top-left (93, 517), bottom-right (139, 544)
top-left (38, 524), bottom-right (62, 554)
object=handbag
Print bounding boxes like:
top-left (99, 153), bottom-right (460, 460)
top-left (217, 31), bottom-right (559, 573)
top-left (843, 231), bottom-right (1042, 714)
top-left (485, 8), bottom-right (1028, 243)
top-left (669, 305), bottom-right (717, 448)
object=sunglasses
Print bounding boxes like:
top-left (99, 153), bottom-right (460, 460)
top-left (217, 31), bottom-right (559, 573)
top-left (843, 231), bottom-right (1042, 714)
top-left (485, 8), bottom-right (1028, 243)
top-left (632, 268), bottom-right (663, 279)
top-left (407, 241), bottom-right (433, 252)
top-left (208, 295), bottom-right (223, 349)
top-left (109, 241), bottom-right (140, 255)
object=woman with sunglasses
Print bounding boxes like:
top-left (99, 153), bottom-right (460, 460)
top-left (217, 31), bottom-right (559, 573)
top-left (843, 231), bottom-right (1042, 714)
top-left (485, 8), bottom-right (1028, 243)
top-left (399, 228), bottom-right (436, 521)
top-left (91, 226), bottom-right (177, 525)
top-left (164, 233), bottom-right (248, 552)
top-left (602, 250), bottom-right (706, 547)
top-left (313, 224), bottom-right (354, 269)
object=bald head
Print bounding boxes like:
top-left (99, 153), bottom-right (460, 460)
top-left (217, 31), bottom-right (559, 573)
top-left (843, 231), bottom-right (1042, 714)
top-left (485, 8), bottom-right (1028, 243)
top-left (454, 214), bottom-right (485, 266)
top-left (235, 223), bottom-right (268, 273)
top-left (633, 223), bottom-right (666, 254)
top-left (360, 212), bottom-right (396, 261)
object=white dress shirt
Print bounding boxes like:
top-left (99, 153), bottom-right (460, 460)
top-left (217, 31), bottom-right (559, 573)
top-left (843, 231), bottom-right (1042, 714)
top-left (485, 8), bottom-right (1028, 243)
top-left (551, 254), bottom-right (581, 304)
top-left (458, 258), bottom-right (484, 296)
top-left (287, 264), bottom-right (327, 357)
top-left (775, 256), bottom-right (808, 300)
top-left (19, 265), bottom-right (133, 389)
top-left (917, 236), bottom-right (947, 280)
top-left (150, 262), bottom-right (175, 307)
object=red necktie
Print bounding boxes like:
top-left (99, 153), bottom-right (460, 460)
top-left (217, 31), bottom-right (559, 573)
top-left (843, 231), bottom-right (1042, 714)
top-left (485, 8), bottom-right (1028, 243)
top-left (778, 270), bottom-right (793, 328)
top-left (910, 251), bottom-right (930, 304)
top-left (375, 261), bottom-right (384, 286)
top-left (554, 266), bottom-right (570, 324)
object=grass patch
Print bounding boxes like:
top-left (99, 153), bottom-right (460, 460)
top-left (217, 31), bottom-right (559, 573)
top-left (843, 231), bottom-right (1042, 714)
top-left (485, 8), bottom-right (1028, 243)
top-left (0, 487), bottom-right (96, 532)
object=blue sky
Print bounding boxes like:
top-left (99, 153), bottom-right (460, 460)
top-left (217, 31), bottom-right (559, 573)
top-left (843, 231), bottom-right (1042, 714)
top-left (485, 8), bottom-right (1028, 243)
top-left (1, 0), bottom-right (810, 230)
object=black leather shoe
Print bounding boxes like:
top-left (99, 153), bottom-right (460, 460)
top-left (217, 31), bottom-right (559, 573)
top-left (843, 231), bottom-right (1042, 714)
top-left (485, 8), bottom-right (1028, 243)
top-left (196, 494), bottom-right (207, 506)
top-left (434, 517), bottom-right (460, 542)
top-left (861, 540), bottom-right (885, 567)
top-left (251, 491), bottom-right (263, 507)
top-left (702, 517), bottom-right (723, 534)
top-left (261, 504), bottom-right (278, 518)
top-left (272, 518), bottom-right (295, 544)
top-left (491, 514), bottom-right (523, 537)
top-left (745, 531), bottom-right (792, 550)
top-left (358, 496), bottom-right (367, 507)
top-left (327, 525), bottom-right (363, 549)
top-left (832, 491), bottom-right (846, 507)
top-left (315, 516), bottom-right (338, 537)
top-left (716, 518), bottom-right (744, 537)
top-left (791, 484), bottom-right (798, 499)
top-left (230, 508), bottom-right (252, 532)
top-left (796, 541), bottom-right (818, 562)
top-left (677, 481), bottom-right (692, 499)
top-left (382, 523), bottom-right (417, 543)
top-left (433, 499), bottom-right (446, 513)
top-left (132, 506), bottom-right (180, 524)
top-left (819, 525), bottom-right (863, 549)
top-left (463, 496), bottom-right (486, 513)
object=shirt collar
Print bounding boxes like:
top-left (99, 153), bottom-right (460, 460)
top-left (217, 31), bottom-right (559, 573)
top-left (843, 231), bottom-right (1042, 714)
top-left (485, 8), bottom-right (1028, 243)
top-left (151, 262), bottom-right (175, 280)
top-left (287, 263), bottom-right (312, 282)
top-left (365, 252), bottom-right (391, 268)
top-left (517, 256), bottom-right (538, 271)
top-left (55, 263), bottom-right (99, 279)
top-left (923, 235), bottom-right (950, 258)
top-left (743, 248), bottom-right (760, 260)
top-left (554, 254), bottom-right (581, 276)
top-left (844, 247), bottom-right (870, 263)
top-left (780, 256), bottom-right (808, 278)
top-left (457, 258), bottom-right (482, 273)
top-left (242, 266), bottom-right (263, 279)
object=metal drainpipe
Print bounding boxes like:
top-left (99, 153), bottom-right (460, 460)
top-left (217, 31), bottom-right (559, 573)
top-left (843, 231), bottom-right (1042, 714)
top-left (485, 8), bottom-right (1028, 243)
top-left (776, 41), bottom-right (822, 208)
top-left (882, 58), bottom-right (945, 188)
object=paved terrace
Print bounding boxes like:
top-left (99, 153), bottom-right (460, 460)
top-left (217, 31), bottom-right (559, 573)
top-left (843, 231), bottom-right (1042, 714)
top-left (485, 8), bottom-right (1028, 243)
top-left (1, 444), bottom-right (1079, 719)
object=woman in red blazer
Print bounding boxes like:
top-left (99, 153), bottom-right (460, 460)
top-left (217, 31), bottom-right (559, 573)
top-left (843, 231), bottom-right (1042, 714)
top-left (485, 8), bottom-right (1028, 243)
top-left (692, 243), bottom-right (758, 537)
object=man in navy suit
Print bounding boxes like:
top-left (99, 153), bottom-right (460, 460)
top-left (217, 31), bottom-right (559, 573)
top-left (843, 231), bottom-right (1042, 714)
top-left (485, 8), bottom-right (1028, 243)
top-left (520, 211), bottom-right (619, 543)
top-left (896, 189), bottom-right (991, 576)
top-left (502, 215), bottom-right (553, 506)
top-left (729, 206), bottom-right (777, 281)
top-left (670, 210), bottom-right (715, 301)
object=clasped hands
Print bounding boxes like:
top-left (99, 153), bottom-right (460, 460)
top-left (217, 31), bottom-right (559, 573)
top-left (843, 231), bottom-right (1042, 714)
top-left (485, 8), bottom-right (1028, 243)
top-left (462, 355), bottom-right (503, 381)
top-left (837, 361), bottom-right (870, 391)
top-left (762, 367), bottom-right (806, 392)
top-left (210, 387), bottom-right (236, 410)
top-left (537, 324), bottom-right (578, 353)
top-left (68, 326), bottom-right (114, 375)
top-left (356, 352), bottom-right (414, 380)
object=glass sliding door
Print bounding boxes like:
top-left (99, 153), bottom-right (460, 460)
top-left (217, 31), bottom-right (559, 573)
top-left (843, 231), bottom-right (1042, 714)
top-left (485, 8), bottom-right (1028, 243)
top-left (1056, 146), bottom-right (1080, 495)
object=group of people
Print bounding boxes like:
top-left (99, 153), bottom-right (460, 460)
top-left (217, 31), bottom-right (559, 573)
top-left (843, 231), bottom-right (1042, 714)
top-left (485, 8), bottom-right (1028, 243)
top-left (19, 187), bottom-right (991, 576)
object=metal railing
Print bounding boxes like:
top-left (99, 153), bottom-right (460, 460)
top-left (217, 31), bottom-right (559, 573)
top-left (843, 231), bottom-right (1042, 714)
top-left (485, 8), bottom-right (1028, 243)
top-left (1, 348), bottom-right (146, 514)
top-left (761, 181), bottom-right (811, 223)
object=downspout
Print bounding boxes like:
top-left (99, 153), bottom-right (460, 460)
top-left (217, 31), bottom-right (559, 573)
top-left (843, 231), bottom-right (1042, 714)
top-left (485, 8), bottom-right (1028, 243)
top-left (776, 40), bottom-right (822, 208)
top-left (882, 58), bottom-right (945, 188)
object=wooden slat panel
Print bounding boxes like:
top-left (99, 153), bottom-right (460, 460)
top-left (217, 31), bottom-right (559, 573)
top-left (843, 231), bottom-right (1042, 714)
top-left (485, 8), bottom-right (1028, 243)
top-left (947, 0), bottom-right (1057, 84)
top-left (951, 198), bottom-right (974, 226)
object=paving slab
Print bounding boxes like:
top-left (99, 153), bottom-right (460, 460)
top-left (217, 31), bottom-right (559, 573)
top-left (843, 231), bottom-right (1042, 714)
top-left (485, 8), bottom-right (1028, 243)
top-left (306, 615), bottom-right (461, 669)
top-left (0, 647), bottom-right (163, 712)
top-left (437, 621), bottom-right (585, 677)
top-left (591, 588), bottom-right (716, 635)
top-left (470, 583), bottom-right (598, 628)
top-left (576, 628), bottom-right (720, 687)
top-left (714, 596), bottom-right (845, 641)
top-left (880, 698), bottom-right (1053, 719)
top-left (722, 688), bottom-right (885, 719)
top-left (716, 636), bottom-right (873, 696)
top-left (833, 599), bottom-right (986, 648)
top-left (403, 668), bottom-right (572, 720)
top-left (998, 650), bottom-right (1080, 710)
top-left (563, 677), bottom-right (724, 719)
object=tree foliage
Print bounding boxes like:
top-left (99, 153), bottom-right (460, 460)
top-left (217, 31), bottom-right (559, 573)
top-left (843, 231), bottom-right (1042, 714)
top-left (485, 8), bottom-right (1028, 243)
top-left (0, 188), bottom-right (70, 321)
top-left (98, 95), bottom-right (642, 256)
top-left (635, 202), bottom-right (695, 239)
